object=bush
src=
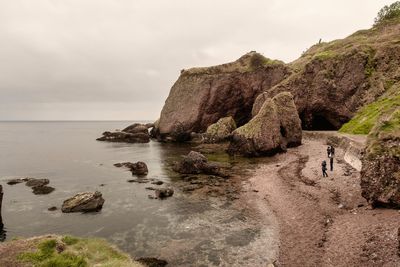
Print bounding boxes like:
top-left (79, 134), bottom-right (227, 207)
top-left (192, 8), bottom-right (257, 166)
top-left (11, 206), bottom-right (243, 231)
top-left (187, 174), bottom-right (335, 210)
top-left (374, 1), bottom-right (400, 25)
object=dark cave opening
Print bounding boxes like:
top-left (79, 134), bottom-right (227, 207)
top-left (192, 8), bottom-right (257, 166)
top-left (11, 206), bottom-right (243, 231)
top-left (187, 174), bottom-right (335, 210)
top-left (300, 112), bottom-right (338, 131)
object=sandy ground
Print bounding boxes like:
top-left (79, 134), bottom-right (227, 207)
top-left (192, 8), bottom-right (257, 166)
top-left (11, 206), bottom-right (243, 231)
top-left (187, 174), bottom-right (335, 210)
top-left (244, 136), bottom-right (400, 267)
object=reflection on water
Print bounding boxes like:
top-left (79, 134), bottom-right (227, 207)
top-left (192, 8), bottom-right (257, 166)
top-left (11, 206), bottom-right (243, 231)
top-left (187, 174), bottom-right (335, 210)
top-left (0, 121), bottom-right (276, 266)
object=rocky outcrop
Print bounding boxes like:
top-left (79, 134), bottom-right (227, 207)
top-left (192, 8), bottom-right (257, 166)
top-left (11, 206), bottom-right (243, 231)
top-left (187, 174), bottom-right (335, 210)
top-left (154, 188), bottom-right (174, 199)
top-left (114, 161), bottom-right (148, 176)
top-left (361, 109), bottom-right (400, 207)
top-left (228, 92), bottom-right (302, 156)
top-left (204, 116), bottom-right (236, 143)
top-left (173, 151), bottom-right (227, 177)
top-left (97, 123), bottom-right (151, 143)
top-left (154, 52), bottom-right (290, 141)
top-left (61, 191), bottom-right (105, 213)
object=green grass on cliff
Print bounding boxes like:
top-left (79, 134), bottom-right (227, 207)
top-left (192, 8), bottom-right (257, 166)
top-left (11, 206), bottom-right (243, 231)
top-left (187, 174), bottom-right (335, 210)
top-left (339, 86), bottom-right (400, 135)
top-left (15, 235), bottom-right (143, 267)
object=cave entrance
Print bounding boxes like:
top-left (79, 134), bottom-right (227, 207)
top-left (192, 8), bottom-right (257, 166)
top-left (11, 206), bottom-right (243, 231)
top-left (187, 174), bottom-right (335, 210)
top-left (300, 112), bottom-right (338, 131)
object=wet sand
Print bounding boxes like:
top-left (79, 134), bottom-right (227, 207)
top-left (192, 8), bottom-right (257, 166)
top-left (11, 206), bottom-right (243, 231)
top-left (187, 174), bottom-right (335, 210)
top-left (244, 135), bottom-right (400, 266)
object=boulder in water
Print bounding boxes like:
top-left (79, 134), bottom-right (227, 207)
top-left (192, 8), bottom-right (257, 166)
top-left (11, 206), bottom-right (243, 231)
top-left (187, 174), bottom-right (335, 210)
top-left (61, 191), bottom-right (105, 213)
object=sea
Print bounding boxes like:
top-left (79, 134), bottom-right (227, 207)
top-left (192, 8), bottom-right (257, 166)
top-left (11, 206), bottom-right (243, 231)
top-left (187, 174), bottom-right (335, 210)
top-left (0, 121), bottom-right (276, 266)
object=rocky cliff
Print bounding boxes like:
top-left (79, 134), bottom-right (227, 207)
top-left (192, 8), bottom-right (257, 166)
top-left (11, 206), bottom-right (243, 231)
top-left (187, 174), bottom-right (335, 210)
top-left (154, 19), bottom-right (400, 140)
top-left (154, 52), bottom-right (290, 141)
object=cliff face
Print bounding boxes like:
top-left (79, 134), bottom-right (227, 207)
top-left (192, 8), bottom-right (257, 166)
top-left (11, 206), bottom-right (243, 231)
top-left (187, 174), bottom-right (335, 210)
top-left (155, 20), bottom-right (400, 140)
top-left (155, 52), bottom-right (290, 141)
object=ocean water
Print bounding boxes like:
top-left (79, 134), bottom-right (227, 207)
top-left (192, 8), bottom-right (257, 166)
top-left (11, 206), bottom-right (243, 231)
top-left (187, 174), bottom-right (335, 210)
top-left (0, 121), bottom-right (276, 266)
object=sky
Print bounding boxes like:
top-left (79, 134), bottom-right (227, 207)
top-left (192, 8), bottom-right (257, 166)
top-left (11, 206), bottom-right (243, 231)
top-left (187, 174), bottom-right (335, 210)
top-left (0, 0), bottom-right (395, 121)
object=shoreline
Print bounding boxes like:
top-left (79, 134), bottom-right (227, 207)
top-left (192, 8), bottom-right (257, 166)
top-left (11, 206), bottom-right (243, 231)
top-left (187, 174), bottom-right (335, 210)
top-left (244, 134), bottom-right (400, 266)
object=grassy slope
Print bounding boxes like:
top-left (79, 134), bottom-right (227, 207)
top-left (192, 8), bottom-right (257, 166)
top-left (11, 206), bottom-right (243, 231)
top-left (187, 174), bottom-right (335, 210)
top-left (0, 235), bottom-right (143, 267)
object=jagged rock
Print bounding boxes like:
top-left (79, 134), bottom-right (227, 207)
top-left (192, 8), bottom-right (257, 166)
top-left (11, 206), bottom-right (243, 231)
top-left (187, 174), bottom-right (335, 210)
top-left (153, 52), bottom-right (290, 141)
top-left (173, 151), bottom-right (226, 177)
top-left (25, 178), bottom-right (50, 188)
top-left (228, 92), bottom-right (302, 156)
top-left (7, 179), bottom-right (25, 185)
top-left (114, 161), bottom-right (148, 176)
top-left (122, 123), bottom-right (149, 134)
top-left (361, 109), bottom-right (400, 207)
top-left (155, 188), bottom-right (174, 199)
top-left (61, 191), bottom-right (105, 213)
top-left (205, 116), bottom-right (237, 143)
top-left (97, 131), bottom-right (150, 143)
top-left (32, 185), bottom-right (55, 195)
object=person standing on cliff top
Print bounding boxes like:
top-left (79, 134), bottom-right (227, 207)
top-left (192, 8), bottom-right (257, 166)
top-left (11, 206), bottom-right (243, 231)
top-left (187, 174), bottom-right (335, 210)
top-left (322, 160), bottom-right (328, 177)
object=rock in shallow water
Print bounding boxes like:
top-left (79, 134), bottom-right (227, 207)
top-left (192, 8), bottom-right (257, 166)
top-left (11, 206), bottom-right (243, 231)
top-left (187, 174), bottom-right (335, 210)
top-left (114, 161), bottom-right (148, 176)
top-left (173, 151), bottom-right (227, 177)
top-left (32, 185), bottom-right (55, 195)
top-left (61, 191), bottom-right (105, 213)
top-left (25, 178), bottom-right (50, 187)
top-left (155, 188), bottom-right (174, 199)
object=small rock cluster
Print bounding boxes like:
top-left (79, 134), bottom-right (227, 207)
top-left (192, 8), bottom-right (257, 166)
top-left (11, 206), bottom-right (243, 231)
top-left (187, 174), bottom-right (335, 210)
top-left (97, 123), bottom-right (154, 143)
top-left (7, 178), bottom-right (55, 195)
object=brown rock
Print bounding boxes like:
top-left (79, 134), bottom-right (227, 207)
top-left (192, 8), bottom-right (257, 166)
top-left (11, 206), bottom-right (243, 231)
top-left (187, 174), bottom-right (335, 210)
top-left (205, 116), bottom-right (237, 143)
top-left (97, 131), bottom-right (150, 143)
top-left (61, 191), bottom-right (105, 213)
top-left (114, 161), bottom-right (148, 176)
top-left (154, 52), bottom-right (290, 141)
top-left (25, 178), bottom-right (50, 187)
top-left (360, 109), bottom-right (400, 207)
top-left (173, 151), bottom-right (226, 177)
top-left (155, 188), bottom-right (174, 199)
top-left (136, 257), bottom-right (168, 267)
top-left (228, 92), bottom-right (302, 156)
top-left (32, 185), bottom-right (55, 195)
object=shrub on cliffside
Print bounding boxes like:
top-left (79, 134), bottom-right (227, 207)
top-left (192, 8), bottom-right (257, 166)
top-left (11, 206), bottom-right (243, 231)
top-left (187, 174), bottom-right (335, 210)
top-left (374, 1), bottom-right (400, 26)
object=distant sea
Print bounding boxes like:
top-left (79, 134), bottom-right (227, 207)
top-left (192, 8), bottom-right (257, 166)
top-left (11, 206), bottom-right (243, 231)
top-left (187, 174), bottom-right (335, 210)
top-left (0, 121), bottom-right (274, 266)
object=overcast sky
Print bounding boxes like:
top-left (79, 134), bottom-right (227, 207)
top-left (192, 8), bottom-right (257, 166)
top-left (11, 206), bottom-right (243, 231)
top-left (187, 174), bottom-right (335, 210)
top-left (0, 0), bottom-right (394, 121)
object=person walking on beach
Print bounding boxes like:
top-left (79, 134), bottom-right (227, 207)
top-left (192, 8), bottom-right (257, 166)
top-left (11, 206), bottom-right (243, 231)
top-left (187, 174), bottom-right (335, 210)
top-left (327, 146), bottom-right (331, 157)
top-left (322, 160), bottom-right (328, 177)
top-left (329, 153), bottom-right (334, 171)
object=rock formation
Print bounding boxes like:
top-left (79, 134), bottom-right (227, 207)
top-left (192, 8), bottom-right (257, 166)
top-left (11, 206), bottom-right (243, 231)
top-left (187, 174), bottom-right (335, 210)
top-left (97, 123), bottom-right (151, 143)
top-left (153, 52), bottom-right (290, 141)
top-left (114, 161), bottom-right (148, 176)
top-left (204, 116), bottom-right (237, 143)
top-left (228, 92), bottom-right (302, 156)
top-left (155, 188), bottom-right (174, 199)
top-left (173, 151), bottom-right (226, 177)
top-left (360, 108), bottom-right (400, 207)
top-left (154, 20), bottom-right (400, 140)
top-left (61, 191), bottom-right (105, 213)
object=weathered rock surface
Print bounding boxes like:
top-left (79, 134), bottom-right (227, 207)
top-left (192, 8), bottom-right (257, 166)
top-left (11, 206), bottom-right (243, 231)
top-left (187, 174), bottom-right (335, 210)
top-left (153, 52), bottom-right (290, 141)
top-left (25, 178), bottom-right (50, 188)
top-left (205, 116), bottom-right (237, 143)
top-left (61, 191), bottom-right (105, 213)
top-left (97, 131), bottom-right (150, 143)
top-left (114, 161), bottom-right (148, 176)
top-left (136, 257), bottom-right (168, 267)
top-left (32, 185), bottom-right (55, 195)
top-left (155, 188), bottom-right (174, 199)
top-left (228, 92), bottom-right (302, 156)
top-left (173, 151), bottom-right (227, 177)
top-left (361, 109), bottom-right (400, 207)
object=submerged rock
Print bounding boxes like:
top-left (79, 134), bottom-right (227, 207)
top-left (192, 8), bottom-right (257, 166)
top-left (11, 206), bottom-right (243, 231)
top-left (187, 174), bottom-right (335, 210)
top-left (7, 178), bottom-right (26, 185)
top-left (173, 151), bottom-right (226, 177)
top-left (205, 116), bottom-right (237, 143)
top-left (155, 188), bottom-right (174, 199)
top-left (228, 92), bottom-right (302, 156)
top-left (360, 109), bottom-right (400, 207)
top-left (61, 191), bottom-right (105, 213)
top-left (32, 185), bottom-right (55, 195)
top-left (25, 178), bottom-right (50, 188)
top-left (114, 161), bottom-right (148, 176)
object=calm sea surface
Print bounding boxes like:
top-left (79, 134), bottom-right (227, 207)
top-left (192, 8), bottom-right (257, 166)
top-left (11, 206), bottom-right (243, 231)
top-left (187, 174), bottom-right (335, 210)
top-left (0, 121), bottom-right (276, 266)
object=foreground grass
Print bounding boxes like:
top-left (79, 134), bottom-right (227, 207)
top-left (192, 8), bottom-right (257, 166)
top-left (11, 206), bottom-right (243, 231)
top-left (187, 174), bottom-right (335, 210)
top-left (4, 235), bottom-right (144, 267)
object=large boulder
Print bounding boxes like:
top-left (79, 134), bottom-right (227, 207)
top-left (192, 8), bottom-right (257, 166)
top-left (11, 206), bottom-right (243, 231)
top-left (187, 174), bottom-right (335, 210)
top-left (228, 92), bottom-right (302, 156)
top-left (154, 52), bottom-right (290, 141)
top-left (173, 151), bottom-right (226, 177)
top-left (61, 191), bottom-right (105, 213)
top-left (205, 116), bottom-right (237, 143)
top-left (361, 109), bottom-right (400, 207)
